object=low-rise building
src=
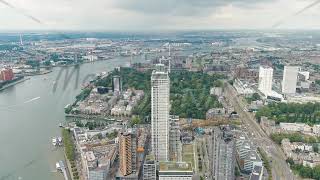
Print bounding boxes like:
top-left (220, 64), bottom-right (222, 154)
top-left (249, 166), bottom-right (264, 180)
top-left (143, 155), bottom-right (156, 180)
top-left (158, 161), bottom-right (193, 180)
top-left (243, 151), bottom-right (263, 173)
top-left (206, 108), bottom-right (227, 119)
top-left (235, 133), bottom-right (263, 174)
top-left (280, 123), bottom-right (312, 133)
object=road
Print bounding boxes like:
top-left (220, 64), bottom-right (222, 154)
top-left (224, 83), bottom-right (298, 180)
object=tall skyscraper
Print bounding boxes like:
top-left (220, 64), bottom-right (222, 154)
top-left (113, 75), bottom-right (122, 94)
top-left (258, 66), bottom-right (273, 96)
top-left (282, 66), bottom-right (299, 95)
top-left (151, 64), bottom-right (170, 161)
top-left (119, 129), bottom-right (137, 176)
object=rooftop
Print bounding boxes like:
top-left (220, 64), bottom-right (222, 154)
top-left (159, 161), bottom-right (193, 172)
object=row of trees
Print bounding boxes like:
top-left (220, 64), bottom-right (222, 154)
top-left (62, 129), bottom-right (75, 161)
top-left (256, 102), bottom-right (320, 125)
top-left (245, 93), bottom-right (261, 103)
top-left (287, 158), bottom-right (320, 179)
top-left (257, 147), bottom-right (272, 180)
top-left (75, 88), bottom-right (92, 102)
top-left (270, 133), bottom-right (319, 144)
top-left (94, 67), bottom-right (225, 119)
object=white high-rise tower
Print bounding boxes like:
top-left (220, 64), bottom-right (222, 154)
top-left (151, 64), bottom-right (170, 161)
top-left (282, 66), bottom-right (299, 95)
top-left (258, 66), bottom-right (273, 96)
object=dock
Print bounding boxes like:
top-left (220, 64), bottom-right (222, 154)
top-left (56, 160), bottom-right (69, 180)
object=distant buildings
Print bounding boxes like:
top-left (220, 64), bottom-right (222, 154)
top-left (151, 64), bottom-right (170, 161)
top-left (234, 65), bottom-right (259, 80)
top-left (258, 66), bottom-right (273, 96)
top-left (211, 127), bottom-right (236, 180)
top-left (282, 66), bottom-right (299, 95)
top-left (158, 161), bottom-right (193, 180)
top-left (0, 68), bottom-right (14, 81)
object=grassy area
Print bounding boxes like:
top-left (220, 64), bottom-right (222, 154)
top-left (182, 144), bottom-right (195, 170)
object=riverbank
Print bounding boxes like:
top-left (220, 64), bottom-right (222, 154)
top-left (65, 114), bottom-right (128, 121)
top-left (0, 56), bottom-right (138, 180)
top-left (0, 77), bottom-right (30, 91)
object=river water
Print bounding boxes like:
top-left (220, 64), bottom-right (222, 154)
top-left (0, 57), bottom-right (137, 180)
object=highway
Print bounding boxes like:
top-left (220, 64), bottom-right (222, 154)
top-left (224, 83), bottom-right (298, 180)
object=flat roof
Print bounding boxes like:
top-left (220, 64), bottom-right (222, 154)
top-left (159, 161), bottom-right (193, 172)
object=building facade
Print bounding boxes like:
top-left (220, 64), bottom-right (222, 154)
top-left (0, 68), bottom-right (14, 81)
top-left (158, 162), bottom-right (193, 180)
top-left (143, 155), bottom-right (157, 180)
top-left (113, 75), bottom-right (122, 94)
top-left (258, 66), bottom-right (273, 96)
top-left (169, 115), bottom-right (182, 161)
top-left (282, 66), bottom-right (299, 94)
top-left (119, 130), bottom-right (137, 176)
top-left (151, 64), bottom-right (170, 161)
top-left (211, 127), bottom-right (236, 180)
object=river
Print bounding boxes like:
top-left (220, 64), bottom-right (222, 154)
top-left (0, 56), bottom-right (139, 180)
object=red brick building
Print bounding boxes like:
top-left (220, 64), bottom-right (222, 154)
top-left (0, 68), bottom-right (14, 81)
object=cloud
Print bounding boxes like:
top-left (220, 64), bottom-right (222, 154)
top-left (0, 0), bottom-right (43, 24)
top-left (113, 0), bottom-right (270, 16)
top-left (0, 0), bottom-right (320, 30)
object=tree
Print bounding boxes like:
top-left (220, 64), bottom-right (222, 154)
top-left (213, 80), bottom-right (223, 87)
top-left (131, 116), bottom-right (141, 127)
top-left (313, 144), bottom-right (319, 153)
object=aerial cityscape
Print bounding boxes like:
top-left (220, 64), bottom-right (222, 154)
top-left (1, 1), bottom-right (320, 180)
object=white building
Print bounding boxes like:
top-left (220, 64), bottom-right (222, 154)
top-left (151, 64), bottom-right (170, 161)
top-left (258, 66), bottom-right (273, 96)
top-left (244, 151), bottom-right (263, 173)
top-left (280, 123), bottom-right (312, 134)
top-left (298, 71), bottom-right (310, 81)
top-left (113, 75), bottom-right (122, 94)
top-left (282, 66), bottom-right (299, 94)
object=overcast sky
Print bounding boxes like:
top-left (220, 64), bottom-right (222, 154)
top-left (0, 0), bottom-right (320, 31)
